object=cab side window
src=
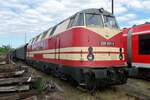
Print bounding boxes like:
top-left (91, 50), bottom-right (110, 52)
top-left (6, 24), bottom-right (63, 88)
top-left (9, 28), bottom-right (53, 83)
top-left (54, 19), bottom-right (70, 35)
top-left (50, 26), bottom-right (57, 36)
top-left (68, 16), bottom-right (75, 28)
top-left (37, 34), bottom-right (43, 41)
top-left (35, 35), bottom-right (40, 42)
top-left (41, 31), bottom-right (47, 40)
top-left (76, 13), bottom-right (84, 26)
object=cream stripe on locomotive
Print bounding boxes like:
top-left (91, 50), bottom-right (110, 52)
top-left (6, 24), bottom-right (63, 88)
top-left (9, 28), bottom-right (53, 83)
top-left (26, 53), bottom-right (34, 58)
top-left (43, 53), bottom-right (124, 61)
top-left (28, 47), bottom-right (123, 54)
top-left (54, 26), bottom-right (121, 39)
top-left (27, 47), bottom-right (124, 61)
top-left (86, 27), bottom-right (121, 39)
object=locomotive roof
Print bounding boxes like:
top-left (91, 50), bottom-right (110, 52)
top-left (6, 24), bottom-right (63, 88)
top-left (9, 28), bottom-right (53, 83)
top-left (132, 22), bottom-right (150, 27)
top-left (56, 8), bottom-right (114, 27)
top-left (29, 8), bottom-right (114, 43)
top-left (77, 8), bottom-right (113, 16)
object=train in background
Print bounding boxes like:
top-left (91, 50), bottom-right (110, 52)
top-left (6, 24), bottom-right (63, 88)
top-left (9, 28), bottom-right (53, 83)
top-left (122, 22), bottom-right (150, 79)
top-left (12, 8), bottom-right (128, 90)
top-left (11, 44), bottom-right (28, 60)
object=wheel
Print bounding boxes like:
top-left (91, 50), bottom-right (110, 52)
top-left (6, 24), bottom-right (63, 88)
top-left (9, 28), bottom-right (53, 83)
top-left (119, 72), bottom-right (127, 84)
top-left (68, 76), bottom-right (78, 87)
top-left (84, 72), bottom-right (96, 91)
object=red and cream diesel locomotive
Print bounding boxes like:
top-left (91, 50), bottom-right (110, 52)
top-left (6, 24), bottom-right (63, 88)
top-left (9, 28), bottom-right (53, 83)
top-left (122, 22), bottom-right (150, 79)
top-left (14, 8), bottom-right (128, 89)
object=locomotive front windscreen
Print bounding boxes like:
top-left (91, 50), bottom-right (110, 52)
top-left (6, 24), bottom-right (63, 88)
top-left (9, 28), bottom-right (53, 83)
top-left (103, 15), bottom-right (119, 29)
top-left (85, 14), bottom-right (103, 27)
top-left (85, 13), bottom-right (119, 29)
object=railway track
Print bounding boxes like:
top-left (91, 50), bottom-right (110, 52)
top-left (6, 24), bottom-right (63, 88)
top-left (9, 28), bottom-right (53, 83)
top-left (20, 61), bottom-right (150, 100)
top-left (0, 56), bottom-right (65, 100)
top-left (1, 54), bottom-right (147, 100)
top-left (117, 79), bottom-right (150, 100)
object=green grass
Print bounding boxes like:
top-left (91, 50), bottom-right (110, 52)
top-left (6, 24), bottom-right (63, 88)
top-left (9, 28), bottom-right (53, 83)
top-left (0, 47), bottom-right (11, 55)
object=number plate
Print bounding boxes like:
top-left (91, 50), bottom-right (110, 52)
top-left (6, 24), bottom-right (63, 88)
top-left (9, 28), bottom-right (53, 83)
top-left (100, 41), bottom-right (115, 46)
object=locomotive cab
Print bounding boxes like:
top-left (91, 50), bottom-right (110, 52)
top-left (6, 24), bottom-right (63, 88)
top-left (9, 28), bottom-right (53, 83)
top-left (69, 8), bottom-right (119, 28)
top-left (63, 8), bottom-right (124, 64)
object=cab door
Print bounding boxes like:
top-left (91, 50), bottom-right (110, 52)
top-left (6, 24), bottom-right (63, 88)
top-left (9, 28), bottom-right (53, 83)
top-left (55, 38), bottom-right (60, 60)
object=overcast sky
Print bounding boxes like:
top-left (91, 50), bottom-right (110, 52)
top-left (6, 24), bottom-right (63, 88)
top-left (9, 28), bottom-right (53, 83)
top-left (0, 0), bottom-right (150, 48)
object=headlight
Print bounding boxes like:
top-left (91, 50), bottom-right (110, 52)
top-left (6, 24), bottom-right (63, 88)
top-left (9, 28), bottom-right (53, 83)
top-left (88, 47), bottom-right (93, 53)
top-left (119, 54), bottom-right (123, 60)
top-left (87, 54), bottom-right (94, 61)
top-left (119, 48), bottom-right (123, 60)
